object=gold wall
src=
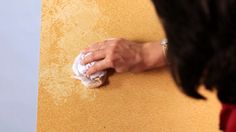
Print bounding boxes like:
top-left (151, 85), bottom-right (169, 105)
top-left (38, 0), bottom-right (221, 131)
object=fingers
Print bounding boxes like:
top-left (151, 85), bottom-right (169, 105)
top-left (82, 38), bottom-right (120, 53)
top-left (82, 40), bottom-right (108, 53)
top-left (81, 50), bottom-right (106, 65)
top-left (86, 59), bottom-right (113, 75)
top-left (81, 38), bottom-right (124, 75)
top-left (82, 42), bottom-right (103, 53)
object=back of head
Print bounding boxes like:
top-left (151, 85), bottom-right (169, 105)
top-left (152, 0), bottom-right (236, 103)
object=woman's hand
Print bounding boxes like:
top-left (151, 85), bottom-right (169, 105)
top-left (81, 38), bottom-right (167, 75)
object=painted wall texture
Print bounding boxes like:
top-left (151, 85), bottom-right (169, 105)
top-left (38, 0), bottom-right (221, 131)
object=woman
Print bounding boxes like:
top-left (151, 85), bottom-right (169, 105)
top-left (81, 0), bottom-right (236, 131)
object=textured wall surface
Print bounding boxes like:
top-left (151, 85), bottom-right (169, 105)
top-left (38, 0), bottom-right (221, 131)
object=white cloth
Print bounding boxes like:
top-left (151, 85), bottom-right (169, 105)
top-left (72, 52), bottom-right (107, 87)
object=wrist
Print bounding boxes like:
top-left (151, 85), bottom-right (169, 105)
top-left (140, 41), bottom-right (167, 70)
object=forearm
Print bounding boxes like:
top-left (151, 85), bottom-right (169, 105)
top-left (140, 41), bottom-right (168, 71)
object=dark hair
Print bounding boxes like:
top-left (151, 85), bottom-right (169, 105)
top-left (152, 0), bottom-right (236, 104)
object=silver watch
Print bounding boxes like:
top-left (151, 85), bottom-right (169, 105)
top-left (160, 39), bottom-right (168, 57)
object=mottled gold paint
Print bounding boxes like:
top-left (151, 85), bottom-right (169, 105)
top-left (38, 0), bottom-right (221, 131)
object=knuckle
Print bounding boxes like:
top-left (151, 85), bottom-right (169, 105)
top-left (107, 59), bottom-right (115, 67)
top-left (107, 47), bottom-right (116, 54)
top-left (116, 68), bottom-right (125, 73)
top-left (90, 67), bottom-right (97, 73)
top-left (112, 38), bottom-right (123, 45)
top-left (113, 39), bottom-right (124, 47)
top-left (115, 38), bottom-right (124, 42)
top-left (110, 46), bottom-right (116, 53)
top-left (90, 53), bottom-right (96, 59)
top-left (109, 55), bottom-right (116, 62)
top-left (113, 43), bottom-right (120, 48)
top-left (103, 39), bottom-right (110, 43)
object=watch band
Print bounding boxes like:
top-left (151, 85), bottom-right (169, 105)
top-left (160, 39), bottom-right (168, 57)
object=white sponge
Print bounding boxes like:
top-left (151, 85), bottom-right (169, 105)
top-left (72, 52), bottom-right (107, 88)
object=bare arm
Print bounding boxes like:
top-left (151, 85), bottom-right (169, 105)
top-left (81, 38), bottom-right (168, 75)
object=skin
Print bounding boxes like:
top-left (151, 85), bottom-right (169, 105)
top-left (81, 38), bottom-right (168, 75)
